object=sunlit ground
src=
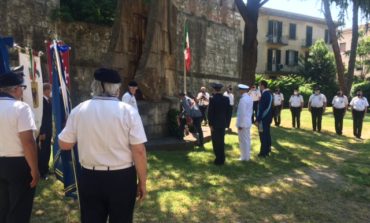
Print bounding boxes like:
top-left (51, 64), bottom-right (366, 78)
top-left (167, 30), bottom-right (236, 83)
top-left (31, 109), bottom-right (370, 223)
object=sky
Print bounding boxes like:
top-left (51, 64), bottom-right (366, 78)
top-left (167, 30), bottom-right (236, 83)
top-left (247, 0), bottom-right (368, 28)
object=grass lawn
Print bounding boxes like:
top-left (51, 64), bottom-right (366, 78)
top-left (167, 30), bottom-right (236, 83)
top-left (31, 109), bottom-right (370, 223)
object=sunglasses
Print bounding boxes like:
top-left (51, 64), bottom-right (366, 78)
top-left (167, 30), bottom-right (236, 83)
top-left (19, 85), bottom-right (27, 90)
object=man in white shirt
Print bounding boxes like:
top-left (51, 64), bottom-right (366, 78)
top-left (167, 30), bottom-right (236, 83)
top-left (197, 86), bottom-right (210, 125)
top-left (59, 68), bottom-right (147, 222)
top-left (248, 85), bottom-right (261, 123)
top-left (332, 90), bottom-right (348, 135)
top-left (289, 89), bottom-right (304, 128)
top-left (350, 90), bottom-right (369, 139)
top-left (0, 71), bottom-right (39, 223)
top-left (223, 86), bottom-right (234, 132)
top-left (272, 88), bottom-right (284, 127)
top-left (122, 80), bottom-right (139, 111)
top-left (236, 84), bottom-right (253, 161)
top-left (308, 87), bottom-right (327, 132)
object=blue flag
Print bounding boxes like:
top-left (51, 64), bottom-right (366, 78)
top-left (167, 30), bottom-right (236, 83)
top-left (50, 41), bottom-right (80, 199)
top-left (0, 35), bottom-right (13, 73)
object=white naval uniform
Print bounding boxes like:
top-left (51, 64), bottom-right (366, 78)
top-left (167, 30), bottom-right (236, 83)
top-left (58, 96), bottom-right (147, 170)
top-left (309, 93), bottom-right (327, 108)
top-left (122, 92), bottom-right (138, 111)
top-left (236, 93), bottom-right (253, 160)
top-left (273, 93), bottom-right (284, 106)
top-left (332, 95), bottom-right (348, 109)
top-left (289, 94), bottom-right (304, 107)
top-left (223, 91), bottom-right (235, 106)
top-left (0, 96), bottom-right (37, 157)
top-left (350, 96), bottom-right (369, 111)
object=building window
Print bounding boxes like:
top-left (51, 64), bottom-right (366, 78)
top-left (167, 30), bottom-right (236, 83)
top-left (268, 49), bottom-right (282, 72)
top-left (285, 50), bottom-right (299, 66)
top-left (268, 20), bottom-right (283, 43)
top-left (289, 23), bottom-right (296, 40)
top-left (340, 43), bottom-right (346, 52)
top-left (324, 29), bottom-right (331, 44)
top-left (306, 26), bottom-right (313, 47)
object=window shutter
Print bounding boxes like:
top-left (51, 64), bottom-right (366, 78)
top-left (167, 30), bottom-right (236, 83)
top-left (267, 49), bottom-right (273, 71)
top-left (276, 50), bottom-right (281, 70)
top-left (268, 21), bottom-right (273, 36)
top-left (294, 51), bottom-right (299, 65)
top-left (289, 24), bottom-right (296, 39)
top-left (285, 50), bottom-right (289, 65)
top-left (278, 22), bottom-right (283, 39)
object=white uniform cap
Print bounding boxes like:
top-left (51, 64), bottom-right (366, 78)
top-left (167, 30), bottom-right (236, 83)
top-left (238, 84), bottom-right (249, 90)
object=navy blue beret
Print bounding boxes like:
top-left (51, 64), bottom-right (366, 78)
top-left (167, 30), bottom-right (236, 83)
top-left (128, 80), bottom-right (138, 87)
top-left (0, 71), bottom-right (24, 87)
top-left (211, 83), bottom-right (223, 90)
top-left (94, 68), bottom-right (121, 83)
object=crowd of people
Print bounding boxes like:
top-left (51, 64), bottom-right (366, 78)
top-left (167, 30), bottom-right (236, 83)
top-left (178, 81), bottom-right (369, 166)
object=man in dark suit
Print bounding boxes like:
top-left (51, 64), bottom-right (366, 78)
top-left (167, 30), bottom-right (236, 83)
top-left (255, 80), bottom-right (273, 157)
top-left (208, 83), bottom-right (229, 165)
top-left (37, 83), bottom-right (52, 179)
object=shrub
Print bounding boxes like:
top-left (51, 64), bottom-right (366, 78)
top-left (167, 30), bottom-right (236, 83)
top-left (351, 81), bottom-right (370, 102)
top-left (167, 109), bottom-right (183, 139)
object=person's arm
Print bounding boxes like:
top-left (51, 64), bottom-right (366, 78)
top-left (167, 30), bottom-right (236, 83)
top-left (59, 140), bottom-right (75, 150)
top-left (308, 95), bottom-right (312, 111)
top-left (237, 98), bottom-right (246, 130)
top-left (58, 109), bottom-right (77, 150)
top-left (131, 143), bottom-right (147, 202)
top-left (19, 130), bottom-right (39, 188)
top-left (300, 96), bottom-right (304, 109)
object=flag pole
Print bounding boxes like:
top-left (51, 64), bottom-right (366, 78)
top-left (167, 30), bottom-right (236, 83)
top-left (183, 20), bottom-right (187, 94)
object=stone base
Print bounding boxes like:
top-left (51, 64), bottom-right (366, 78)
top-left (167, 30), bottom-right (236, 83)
top-left (138, 97), bottom-right (179, 140)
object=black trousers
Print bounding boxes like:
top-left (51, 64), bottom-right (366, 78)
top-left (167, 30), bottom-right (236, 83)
top-left (192, 117), bottom-right (204, 146)
top-left (37, 134), bottom-right (52, 177)
top-left (333, 108), bottom-right (346, 135)
top-left (211, 127), bottom-right (226, 165)
top-left (290, 107), bottom-right (301, 128)
top-left (226, 105), bottom-right (233, 129)
top-left (311, 107), bottom-right (323, 131)
top-left (273, 105), bottom-right (282, 126)
top-left (79, 166), bottom-right (137, 223)
top-left (0, 157), bottom-right (35, 223)
top-left (252, 101), bottom-right (259, 123)
top-left (352, 110), bottom-right (365, 138)
top-left (258, 120), bottom-right (272, 156)
top-left (199, 105), bottom-right (208, 124)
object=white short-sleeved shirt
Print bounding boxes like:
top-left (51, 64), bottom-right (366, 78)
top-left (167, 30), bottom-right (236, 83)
top-left (273, 93), bottom-right (284, 106)
top-left (350, 96), bottom-right (369, 111)
top-left (289, 95), bottom-right (304, 107)
top-left (58, 96), bottom-right (147, 168)
top-left (309, 93), bottom-right (327, 108)
top-left (223, 92), bottom-right (234, 106)
top-left (332, 95), bottom-right (348, 109)
top-left (122, 92), bottom-right (138, 111)
top-left (0, 96), bottom-right (37, 157)
top-left (249, 90), bottom-right (261, 102)
top-left (197, 92), bottom-right (210, 106)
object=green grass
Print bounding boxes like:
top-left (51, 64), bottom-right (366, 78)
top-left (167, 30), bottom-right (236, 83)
top-left (31, 109), bottom-right (370, 223)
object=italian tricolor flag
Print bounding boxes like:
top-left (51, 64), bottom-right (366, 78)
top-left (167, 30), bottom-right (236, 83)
top-left (183, 22), bottom-right (191, 73)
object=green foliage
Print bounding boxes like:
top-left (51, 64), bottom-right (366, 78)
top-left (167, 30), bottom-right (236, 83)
top-left (351, 81), bottom-right (370, 100)
top-left (357, 34), bottom-right (370, 78)
top-left (255, 74), bottom-right (314, 107)
top-left (299, 39), bottom-right (339, 101)
top-left (51, 0), bottom-right (117, 26)
top-left (167, 109), bottom-right (183, 138)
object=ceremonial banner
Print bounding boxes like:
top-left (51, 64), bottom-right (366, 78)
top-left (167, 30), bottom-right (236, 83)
top-left (47, 40), bottom-right (80, 199)
top-left (18, 50), bottom-right (43, 130)
top-left (0, 35), bottom-right (13, 73)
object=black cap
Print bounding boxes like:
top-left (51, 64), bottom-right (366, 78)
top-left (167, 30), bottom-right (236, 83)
top-left (211, 83), bottom-right (223, 90)
top-left (94, 68), bottom-right (121, 83)
top-left (0, 71), bottom-right (24, 87)
top-left (128, 80), bottom-right (138, 87)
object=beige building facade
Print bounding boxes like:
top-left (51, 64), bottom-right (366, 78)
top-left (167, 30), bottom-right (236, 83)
top-left (242, 7), bottom-right (332, 75)
top-left (339, 24), bottom-right (370, 78)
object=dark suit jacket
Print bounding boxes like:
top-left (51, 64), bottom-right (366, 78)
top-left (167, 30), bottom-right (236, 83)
top-left (208, 93), bottom-right (229, 129)
top-left (256, 89), bottom-right (273, 123)
top-left (40, 97), bottom-right (52, 135)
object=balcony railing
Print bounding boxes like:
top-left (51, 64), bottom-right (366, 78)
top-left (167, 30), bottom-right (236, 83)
top-left (301, 39), bottom-right (316, 48)
top-left (266, 35), bottom-right (289, 45)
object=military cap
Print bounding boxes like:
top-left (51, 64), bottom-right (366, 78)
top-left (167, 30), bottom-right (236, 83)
top-left (211, 83), bottom-right (223, 90)
top-left (94, 68), bottom-right (121, 83)
top-left (128, 80), bottom-right (138, 87)
top-left (238, 84), bottom-right (249, 90)
top-left (0, 71), bottom-right (24, 87)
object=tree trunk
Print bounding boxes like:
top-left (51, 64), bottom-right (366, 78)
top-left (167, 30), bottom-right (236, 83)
top-left (236, 0), bottom-right (262, 86)
top-left (346, 0), bottom-right (360, 95)
top-left (323, 0), bottom-right (348, 95)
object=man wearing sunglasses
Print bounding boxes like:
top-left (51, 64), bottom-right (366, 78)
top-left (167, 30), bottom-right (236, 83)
top-left (0, 71), bottom-right (39, 223)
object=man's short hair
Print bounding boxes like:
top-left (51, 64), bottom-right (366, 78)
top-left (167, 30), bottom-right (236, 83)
top-left (43, 83), bottom-right (51, 91)
top-left (260, 80), bottom-right (268, 88)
